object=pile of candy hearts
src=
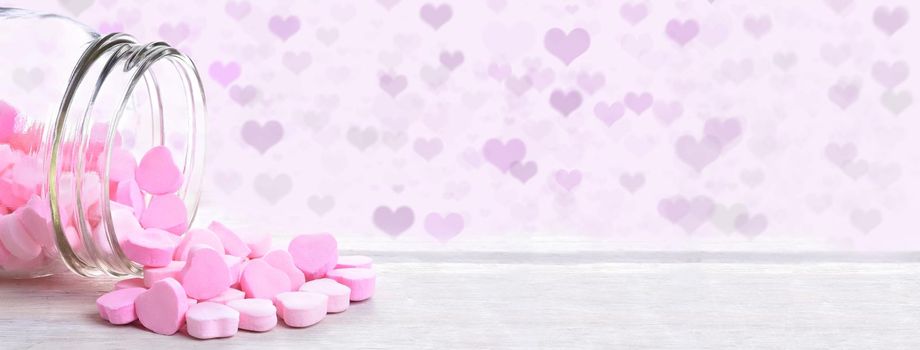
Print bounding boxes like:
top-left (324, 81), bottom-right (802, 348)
top-left (99, 227), bottom-right (376, 339)
top-left (3, 101), bottom-right (376, 339)
top-left (92, 145), bottom-right (377, 339)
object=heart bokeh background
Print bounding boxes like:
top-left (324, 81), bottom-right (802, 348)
top-left (3, 0), bottom-right (918, 251)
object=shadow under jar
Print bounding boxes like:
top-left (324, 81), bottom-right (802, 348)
top-left (0, 8), bottom-right (206, 278)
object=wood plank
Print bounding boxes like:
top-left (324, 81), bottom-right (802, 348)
top-left (2, 255), bottom-right (919, 349)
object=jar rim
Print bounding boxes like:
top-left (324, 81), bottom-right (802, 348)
top-left (49, 33), bottom-right (207, 277)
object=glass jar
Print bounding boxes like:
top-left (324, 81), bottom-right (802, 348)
top-left (0, 8), bottom-right (206, 278)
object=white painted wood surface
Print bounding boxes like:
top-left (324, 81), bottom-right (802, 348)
top-left (2, 252), bottom-right (920, 349)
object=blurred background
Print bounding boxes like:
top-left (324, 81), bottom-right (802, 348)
top-left (2, 0), bottom-right (917, 252)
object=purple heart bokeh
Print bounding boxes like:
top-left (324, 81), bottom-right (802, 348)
top-left (29, 0), bottom-right (919, 249)
top-left (544, 27), bottom-right (590, 65)
top-left (241, 120), bottom-right (284, 154)
top-left (373, 206), bottom-right (415, 237)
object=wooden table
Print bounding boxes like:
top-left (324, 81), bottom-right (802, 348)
top-left (2, 252), bottom-right (919, 349)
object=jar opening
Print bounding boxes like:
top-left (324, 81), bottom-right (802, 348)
top-left (49, 33), bottom-right (206, 277)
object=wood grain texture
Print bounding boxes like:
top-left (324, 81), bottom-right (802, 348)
top-left (2, 253), bottom-right (920, 349)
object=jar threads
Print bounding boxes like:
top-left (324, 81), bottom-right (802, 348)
top-left (49, 33), bottom-right (207, 277)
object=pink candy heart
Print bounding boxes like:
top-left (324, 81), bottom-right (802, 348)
top-left (143, 260), bottom-right (185, 288)
top-left (140, 194), bottom-right (188, 234)
top-left (336, 255), bottom-right (373, 269)
top-left (262, 249), bottom-right (306, 291)
top-left (227, 298), bottom-right (277, 332)
top-left (185, 302), bottom-right (240, 339)
top-left (135, 146), bottom-right (183, 195)
top-left (327, 268), bottom-right (376, 302)
top-left (135, 278), bottom-right (189, 335)
top-left (240, 259), bottom-right (290, 299)
top-left (288, 233), bottom-right (338, 280)
top-left (173, 228), bottom-right (224, 261)
top-left (122, 228), bottom-right (178, 267)
top-left (113, 179), bottom-right (145, 218)
top-left (208, 221), bottom-right (251, 258)
top-left (273, 291), bottom-right (328, 328)
top-left (300, 278), bottom-right (350, 313)
top-left (96, 287), bottom-right (146, 325)
top-left (180, 247), bottom-right (232, 300)
top-left (0, 214), bottom-right (42, 261)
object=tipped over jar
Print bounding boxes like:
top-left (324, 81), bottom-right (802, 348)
top-left (0, 7), bottom-right (206, 278)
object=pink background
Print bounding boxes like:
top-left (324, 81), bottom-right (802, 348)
top-left (4, 0), bottom-right (918, 251)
